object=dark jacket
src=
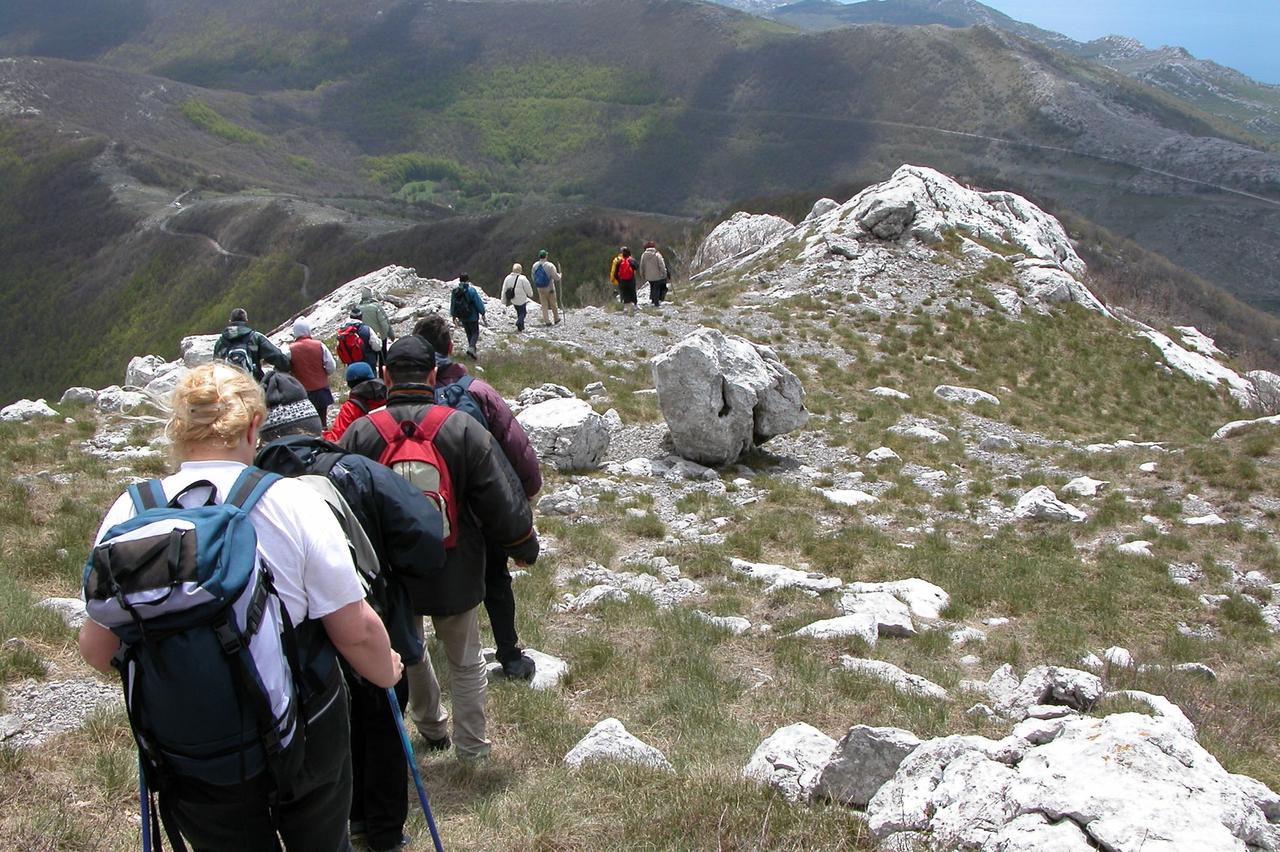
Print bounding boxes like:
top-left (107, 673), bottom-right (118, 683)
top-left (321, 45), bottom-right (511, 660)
top-left (253, 435), bottom-right (446, 661)
top-left (213, 323), bottom-right (288, 380)
top-left (450, 283), bottom-right (486, 323)
top-left (435, 359), bottom-right (542, 499)
top-left (338, 384), bottom-right (538, 616)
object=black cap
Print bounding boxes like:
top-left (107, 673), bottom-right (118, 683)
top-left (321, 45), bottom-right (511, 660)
top-left (385, 335), bottom-right (435, 370)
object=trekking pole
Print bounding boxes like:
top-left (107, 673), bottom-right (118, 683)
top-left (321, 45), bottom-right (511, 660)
top-left (139, 755), bottom-right (152, 852)
top-left (386, 688), bottom-right (445, 852)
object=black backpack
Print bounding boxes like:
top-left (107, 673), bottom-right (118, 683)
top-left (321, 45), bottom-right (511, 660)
top-left (451, 286), bottom-right (477, 322)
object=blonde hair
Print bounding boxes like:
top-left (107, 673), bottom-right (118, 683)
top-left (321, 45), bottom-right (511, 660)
top-left (512, 263), bottom-right (523, 274)
top-left (166, 363), bottom-right (266, 460)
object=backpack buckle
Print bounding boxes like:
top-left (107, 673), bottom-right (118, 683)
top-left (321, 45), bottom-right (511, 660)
top-left (214, 622), bottom-right (242, 655)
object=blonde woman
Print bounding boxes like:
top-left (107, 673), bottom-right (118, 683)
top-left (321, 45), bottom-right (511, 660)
top-left (502, 262), bottom-right (535, 332)
top-left (79, 362), bottom-right (401, 851)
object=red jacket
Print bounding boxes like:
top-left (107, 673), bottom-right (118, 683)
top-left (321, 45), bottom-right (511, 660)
top-left (324, 382), bottom-right (387, 443)
top-left (289, 337), bottom-right (332, 392)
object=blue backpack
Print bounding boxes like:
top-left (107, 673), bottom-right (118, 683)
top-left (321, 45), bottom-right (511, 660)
top-left (83, 468), bottom-right (314, 796)
top-left (533, 262), bottom-right (551, 288)
top-left (434, 374), bottom-right (489, 431)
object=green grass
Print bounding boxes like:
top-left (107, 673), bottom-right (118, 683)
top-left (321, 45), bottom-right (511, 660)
top-left (179, 99), bottom-right (267, 145)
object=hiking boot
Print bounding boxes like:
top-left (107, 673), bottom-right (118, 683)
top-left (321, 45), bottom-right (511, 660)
top-left (500, 654), bottom-right (537, 680)
top-left (421, 734), bottom-right (451, 752)
top-left (349, 821), bottom-right (367, 838)
top-left (369, 833), bottom-right (412, 852)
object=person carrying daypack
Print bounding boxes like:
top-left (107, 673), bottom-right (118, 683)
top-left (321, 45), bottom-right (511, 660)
top-left (213, 307), bottom-right (289, 382)
top-left (339, 335), bottom-right (539, 760)
top-left (255, 372), bottom-right (445, 852)
top-left (449, 274), bottom-right (487, 360)
top-left (501, 263), bottom-right (535, 332)
top-left (639, 240), bottom-right (670, 307)
top-left (530, 250), bottom-right (562, 326)
top-left (79, 363), bottom-right (401, 851)
top-left (324, 361), bottom-right (388, 443)
top-left (609, 247), bottom-right (638, 314)
top-left (337, 308), bottom-right (380, 370)
top-left (414, 314), bottom-right (543, 679)
top-left (357, 287), bottom-right (396, 373)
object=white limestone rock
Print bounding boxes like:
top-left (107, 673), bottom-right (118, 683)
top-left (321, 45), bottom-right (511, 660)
top-left (517, 398), bottom-right (609, 471)
top-left (1106, 690), bottom-right (1195, 738)
top-left (837, 592), bottom-right (915, 638)
top-left (564, 718), bottom-right (673, 773)
top-left (1062, 476), bottom-right (1108, 498)
top-left (485, 649), bottom-right (569, 691)
top-left (1117, 540), bottom-right (1154, 557)
top-left (1, 399), bottom-right (58, 422)
top-left (1175, 326), bottom-right (1224, 358)
top-left (933, 385), bottom-right (1000, 406)
top-left (538, 485), bottom-right (594, 517)
top-left (180, 334), bottom-right (219, 368)
top-left (844, 579), bottom-right (950, 620)
top-left (889, 424), bottom-right (949, 444)
top-left (125, 355), bottom-right (169, 389)
top-left (730, 558), bottom-right (842, 593)
top-left (839, 657), bottom-right (949, 701)
top-left (693, 611), bottom-right (751, 635)
top-left (143, 363), bottom-right (187, 403)
top-left (516, 383), bottom-right (576, 408)
top-left (865, 446), bottom-right (901, 463)
top-left (813, 725), bottom-right (921, 807)
top-left (556, 585), bottom-right (630, 613)
top-left (742, 723), bottom-right (836, 803)
top-left (1213, 413), bottom-right (1280, 441)
top-left (36, 597), bottom-right (87, 630)
top-left (868, 712), bottom-right (1280, 851)
top-left (651, 328), bottom-right (808, 466)
top-left (991, 665), bottom-right (1104, 718)
top-left (1136, 321), bottom-right (1258, 409)
top-left (822, 489), bottom-right (877, 507)
top-left (692, 211), bottom-right (794, 273)
top-left (977, 434), bottom-right (1017, 452)
top-left (59, 387), bottom-right (98, 406)
top-left (1013, 486), bottom-right (1086, 523)
top-left (792, 614), bottom-right (879, 645)
top-left (869, 386), bottom-right (911, 400)
top-left (1102, 646), bottom-right (1134, 668)
top-left (1184, 513), bottom-right (1227, 527)
top-left (802, 198), bottom-right (840, 224)
top-left (1247, 370), bottom-right (1280, 414)
top-left (95, 385), bottom-right (151, 414)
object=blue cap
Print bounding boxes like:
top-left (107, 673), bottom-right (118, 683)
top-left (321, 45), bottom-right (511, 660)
top-left (345, 361), bottom-right (375, 386)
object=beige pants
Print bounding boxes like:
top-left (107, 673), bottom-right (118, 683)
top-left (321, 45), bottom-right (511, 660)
top-left (407, 607), bottom-right (490, 758)
top-left (539, 286), bottom-right (560, 324)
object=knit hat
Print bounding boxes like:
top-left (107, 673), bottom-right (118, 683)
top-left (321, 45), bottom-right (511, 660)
top-left (292, 317), bottom-right (312, 338)
top-left (349, 306), bottom-right (363, 319)
top-left (260, 373), bottom-right (322, 440)
top-left (538, 249), bottom-right (548, 258)
top-left (345, 361), bottom-right (375, 387)
top-left (385, 335), bottom-right (435, 370)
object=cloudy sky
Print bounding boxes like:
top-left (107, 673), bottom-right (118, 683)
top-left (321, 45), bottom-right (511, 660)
top-left (985, 0), bottom-right (1280, 83)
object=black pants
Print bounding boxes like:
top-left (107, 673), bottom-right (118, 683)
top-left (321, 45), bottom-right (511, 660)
top-left (648, 279), bottom-right (668, 305)
top-left (349, 674), bottom-right (410, 850)
top-left (483, 539), bottom-right (521, 663)
top-left (165, 684), bottom-right (354, 852)
top-left (618, 280), bottom-right (637, 305)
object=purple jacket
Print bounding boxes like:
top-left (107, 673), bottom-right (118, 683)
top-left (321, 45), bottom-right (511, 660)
top-left (435, 359), bottom-right (542, 499)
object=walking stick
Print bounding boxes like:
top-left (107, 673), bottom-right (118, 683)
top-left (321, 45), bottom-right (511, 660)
top-left (139, 756), bottom-right (152, 852)
top-left (387, 688), bottom-right (445, 852)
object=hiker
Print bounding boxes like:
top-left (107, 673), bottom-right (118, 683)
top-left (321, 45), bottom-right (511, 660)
top-left (357, 286), bottom-right (395, 373)
top-left (213, 307), bottom-right (289, 381)
top-left (79, 363), bottom-right (402, 851)
top-left (501, 264), bottom-right (535, 332)
top-left (324, 361), bottom-right (388, 443)
top-left (414, 314), bottom-right (543, 679)
top-left (609, 247), bottom-right (638, 314)
top-left (449, 274), bottom-right (486, 359)
top-left (530, 249), bottom-right (562, 325)
top-left (337, 308), bottom-right (380, 371)
top-left (639, 240), bottom-right (669, 307)
top-left (339, 335), bottom-right (540, 761)
top-left (255, 373), bottom-right (444, 852)
top-left (287, 317), bottom-right (336, 423)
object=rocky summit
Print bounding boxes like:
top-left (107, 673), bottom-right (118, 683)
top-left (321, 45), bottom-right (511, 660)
top-left (3, 164), bottom-right (1280, 850)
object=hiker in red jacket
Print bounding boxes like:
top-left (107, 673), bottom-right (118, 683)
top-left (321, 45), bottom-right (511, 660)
top-left (323, 362), bottom-right (387, 443)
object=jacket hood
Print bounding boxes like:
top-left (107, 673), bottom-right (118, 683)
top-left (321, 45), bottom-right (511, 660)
top-left (351, 378), bottom-right (388, 402)
top-left (359, 286), bottom-right (374, 302)
top-left (254, 435), bottom-right (341, 477)
top-left (223, 324), bottom-right (253, 340)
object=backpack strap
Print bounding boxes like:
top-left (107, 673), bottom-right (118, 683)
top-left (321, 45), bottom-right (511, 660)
top-left (455, 374), bottom-right (476, 393)
top-left (224, 467), bottom-right (280, 513)
top-left (367, 407), bottom-right (404, 446)
top-left (418, 405), bottom-right (454, 443)
top-left (127, 479), bottom-right (167, 513)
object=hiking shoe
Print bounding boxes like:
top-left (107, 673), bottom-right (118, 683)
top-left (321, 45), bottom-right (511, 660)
top-left (349, 820), bottom-right (367, 838)
top-left (369, 833), bottom-right (412, 852)
top-left (500, 654), bottom-right (537, 680)
top-left (421, 734), bottom-right (451, 752)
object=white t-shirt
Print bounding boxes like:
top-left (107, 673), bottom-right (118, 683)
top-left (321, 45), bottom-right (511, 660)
top-left (93, 460), bottom-right (364, 625)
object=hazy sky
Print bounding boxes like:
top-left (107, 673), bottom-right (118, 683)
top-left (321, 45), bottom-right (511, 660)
top-left (984, 0), bottom-right (1280, 84)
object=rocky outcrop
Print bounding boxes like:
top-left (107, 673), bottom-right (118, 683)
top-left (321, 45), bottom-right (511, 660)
top-left (180, 334), bottom-right (219, 368)
top-left (651, 328), bottom-right (808, 466)
top-left (1013, 486), bottom-right (1087, 522)
top-left (813, 725), bottom-right (920, 807)
top-left (1214, 413), bottom-right (1280, 440)
top-left (840, 657), bottom-right (949, 701)
top-left (1248, 370), bottom-right (1280, 414)
top-left (934, 385), bottom-right (1000, 406)
top-left (866, 712), bottom-right (1280, 851)
top-left (742, 723), bottom-right (836, 802)
top-left (516, 398), bottom-right (609, 471)
top-left (691, 211), bottom-right (794, 274)
top-left (1, 399), bottom-right (58, 422)
top-left (730, 558), bottom-right (842, 593)
top-left (564, 718), bottom-right (673, 773)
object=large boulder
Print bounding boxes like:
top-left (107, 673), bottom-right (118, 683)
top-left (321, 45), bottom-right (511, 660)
top-left (563, 718), bottom-right (673, 773)
top-left (59, 387), bottom-right (98, 406)
top-left (180, 334), bottom-right (220, 368)
top-left (692, 211), bottom-right (794, 273)
top-left (144, 364), bottom-right (188, 403)
top-left (1014, 486), bottom-right (1087, 523)
top-left (742, 723), bottom-right (836, 803)
top-left (813, 725), bottom-right (921, 807)
top-left (125, 355), bottom-right (169, 388)
top-left (867, 712), bottom-right (1280, 851)
top-left (934, 385), bottom-right (1000, 406)
top-left (651, 328), bottom-right (808, 466)
top-left (95, 386), bottom-right (151, 414)
top-left (1, 399), bottom-right (58, 422)
top-left (516, 398), bottom-right (609, 471)
top-left (1248, 370), bottom-right (1280, 414)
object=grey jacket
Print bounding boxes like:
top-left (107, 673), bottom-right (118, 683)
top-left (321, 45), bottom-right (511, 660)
top-left (639, 248), bottom-right (668, 283)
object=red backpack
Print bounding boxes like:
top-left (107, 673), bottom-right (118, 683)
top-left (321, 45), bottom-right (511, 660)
top-left (368, 407), bottom-right (460, 548)
top-left (336, 323), bottom-right (366, 365)
top-left (617, 256), bottom-right (635, 282)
